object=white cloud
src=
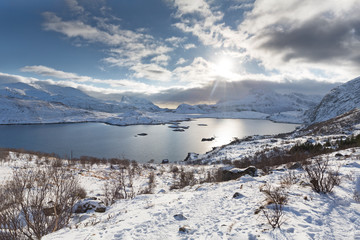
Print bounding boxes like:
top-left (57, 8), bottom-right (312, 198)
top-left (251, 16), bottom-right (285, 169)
top-left (0, 72), bottom-right (36, 84)
top-left (169, 0), bottom-right (241, 48)
top-left (184, 43), bottom-right (196, 49)
top-left (176, 58), bottom-right (187, 65)
top-left (169, 0), bottom-right (360, 82)
top-left (130, 63), bottom-right (172, 82)
top-left (65, 0), bottom-right (85, 14)
top-left (42, 11), bottom-right (173, 82)
top-left (165, 36), bottom-right (186, 47)
top-left (151, 55), bottom-right (171, 66)
top-left (237, 0), bottom-right (360, 80)
top-left (21, 65), bottom-right (91, 82)
top-left (20, 65), bottom-right (157, 93)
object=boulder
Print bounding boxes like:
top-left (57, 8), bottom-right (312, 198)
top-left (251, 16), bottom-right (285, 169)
top-left (95, 206), bottom-right (106, 213)
top-left (221, 166), bottom-right (257, 181)
top-left (184, 152), bottom-right (199, 162)
top-left (179, 226), bottom-right (189, 233)
top-left (233, 192), bottom-right (244, 199)
top-left (73, 198), bottom-right (104, 214)
top-left (288, 162), bottom-right (303, 170)
top-left (174, 214), bottom-right (187, 221)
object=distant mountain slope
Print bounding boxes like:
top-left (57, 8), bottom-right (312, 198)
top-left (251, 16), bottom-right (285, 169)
top-left (176, 90), bottom-right (321, 114)
top-left (307, 76), bottom-right (360, 123)
top-left (0, 81), bottom-right (161, 113)
top-left (0, 96), bottom-right (98, 124)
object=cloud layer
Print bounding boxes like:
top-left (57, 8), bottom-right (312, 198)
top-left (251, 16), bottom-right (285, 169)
top-left (6, 0), bottom-right (360, 105)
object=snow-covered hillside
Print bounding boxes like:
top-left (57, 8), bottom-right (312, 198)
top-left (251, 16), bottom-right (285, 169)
top-left (175, 90), bottom-right (321, 123)
top-left (1, 146), bottom-right (358, 240)
top-left (307, 76), bottom-right (360, 123)
top-left (0, 81), bottom-right (161, 114)
top-left (0, 96), bottom-right (105, 124)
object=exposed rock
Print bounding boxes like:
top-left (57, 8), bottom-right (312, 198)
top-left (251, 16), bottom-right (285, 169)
top-left (73, 198), bottom-right (104, 214)
top-left (221, 166), bottom-right (257, 181)
top-left (184, 152), bottom-right (199, 162)
top-left (179, 226), bottom-right (189, 233)
top-left (335, 153), bottom-right (343, 157)
top-left (233, 192), bottom-right (244, 199)
top-left (161, 159), bottom-right (169, 164)
top-left (201, 137), bottom-right (215, 142)
top-left (95, 206), bottom-right (106, 213)
top-left (137, 133), bottom-right (148, 136)
top-left (174, 214), bottom-right (187, 221)
top-left (288, 162), bottom-right (303, 170)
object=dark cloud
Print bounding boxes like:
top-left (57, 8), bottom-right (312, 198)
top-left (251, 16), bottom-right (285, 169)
top-left (259, 16), bottom-right (360, 64)
top-left (90, 79), bottom-right (340, 107)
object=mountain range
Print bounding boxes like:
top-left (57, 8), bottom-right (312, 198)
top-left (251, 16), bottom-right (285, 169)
top-left (0, 76), bottom-right (360, 125)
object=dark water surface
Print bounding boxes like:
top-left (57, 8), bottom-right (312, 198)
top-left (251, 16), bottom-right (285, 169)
top-left (0, 119), bottom-right (298, 162)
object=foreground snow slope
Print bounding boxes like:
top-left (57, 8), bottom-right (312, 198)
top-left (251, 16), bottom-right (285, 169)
top-left (39, 149), bottom-right (360, 240)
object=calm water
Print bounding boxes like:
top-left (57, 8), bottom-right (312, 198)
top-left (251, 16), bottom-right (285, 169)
top-left (0, 119), bottom-right (298, 163)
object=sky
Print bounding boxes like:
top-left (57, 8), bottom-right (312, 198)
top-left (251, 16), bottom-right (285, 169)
top-left (1, 0), bottom-right (360, 107)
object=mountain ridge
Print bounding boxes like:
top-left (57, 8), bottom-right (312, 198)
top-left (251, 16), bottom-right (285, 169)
top-left (307, 76), bottom-right (360, 123)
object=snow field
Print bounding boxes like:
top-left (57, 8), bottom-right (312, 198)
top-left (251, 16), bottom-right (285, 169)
top-left (1, 149), bottom-right (358, 239)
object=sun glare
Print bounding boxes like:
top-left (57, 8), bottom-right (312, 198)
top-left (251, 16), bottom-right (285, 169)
top-left (214, 57), bottom-right (234, 78)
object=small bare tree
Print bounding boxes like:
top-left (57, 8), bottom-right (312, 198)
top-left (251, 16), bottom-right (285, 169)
top-left (0, 166), bottom-right (82, 239)
top-left (261, 184), bottom-right (288, 229)
top-left (103, 166), bottom-right (136, 206)
top-left (140, 172), bottom-right (156, 194)
top-left (305, 157), bottom-right (341, 193)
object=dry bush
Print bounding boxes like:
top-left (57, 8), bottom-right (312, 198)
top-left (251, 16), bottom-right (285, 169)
top-left (0, 166), bottom-right (82, 239)
top-left (140, 172), bottom-right (156, 194)
top-left (200, 169), bottom-right (224, 183)
top-left (280, 170), bottom-right (298, 186)
top-left (170, 168), bottom-right (197, 190)
top-left (51, 158), bottom-right (63, 168)
top-left (261, 184), bottom-right (288, 229)
top-left (103, 166), bottom-right (136, 206)
top-left (0, 149), bottom-right (9, 163)
top-left (304, 157), bottom-right (341, 193)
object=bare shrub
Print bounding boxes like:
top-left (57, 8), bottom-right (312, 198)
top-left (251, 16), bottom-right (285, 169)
top-left (304, 157), bottom-right (341, 193)
top-left (140, 172), bottom-right (156, 194)
top-left (51, 158), bottom-right (63, 168)
top-left (280, 170), bottom-right (298, 186)
top-left (0, 149), bottom-right (9, 163)
top-left (103, 167), bottom-right (135, 206)
top-left (261, 184), bottom-right (288, 229)
top-left (200, 169), bottom-right (224, 183)
top-left (170, 168), bottom-right (197, 190)
top-left (0, 166), bottom-right (82, 239)
top-left (170, 165), bottom-right (179, 173)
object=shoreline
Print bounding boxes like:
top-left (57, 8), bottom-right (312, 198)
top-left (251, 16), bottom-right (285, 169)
top-left (0, 112), bottom-right (305, 126)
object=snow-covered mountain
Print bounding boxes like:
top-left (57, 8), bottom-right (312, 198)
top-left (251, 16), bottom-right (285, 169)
top-left (0, 81), bottom-right (161, 114)
top-left (176, 90), bottom-right (321, 115)
top-left (0, 96), bottom-right (100, 124)
top-left (307, 76), bottom-right (360, 123)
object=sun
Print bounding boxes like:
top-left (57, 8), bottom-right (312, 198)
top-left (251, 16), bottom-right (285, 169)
top-left (214, 56), bottom-right (234, 78)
